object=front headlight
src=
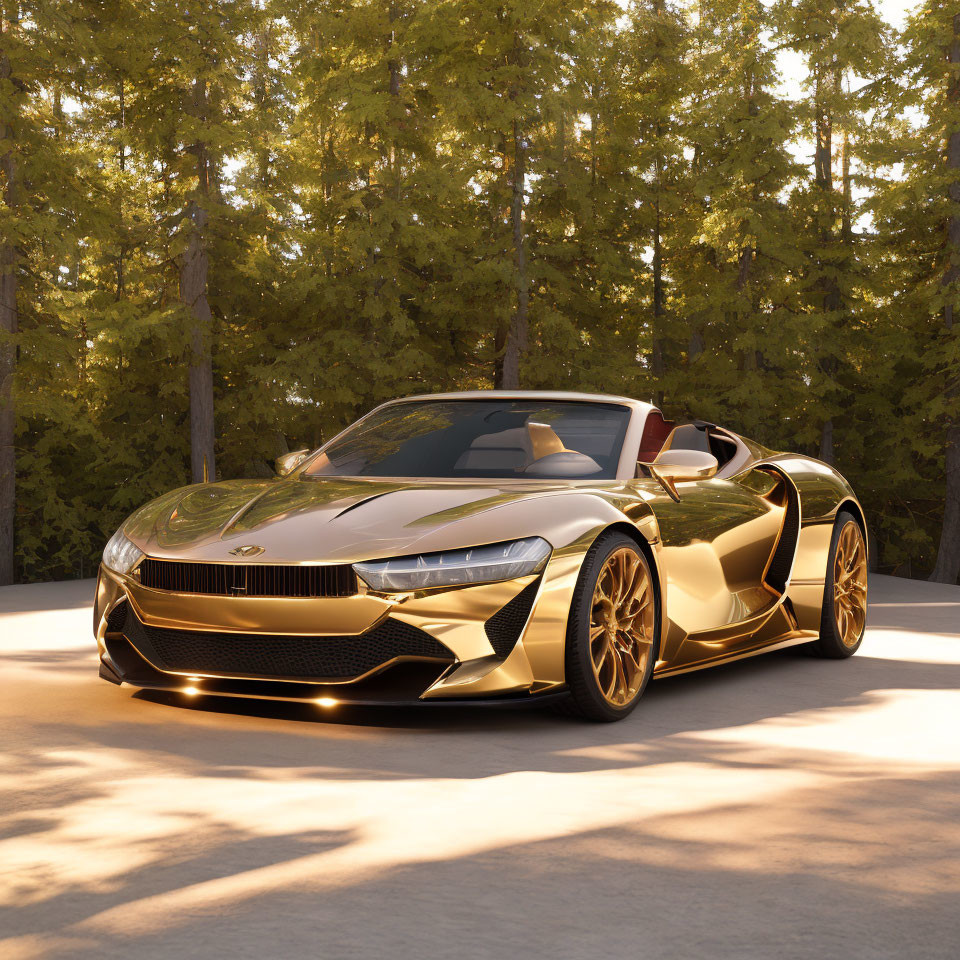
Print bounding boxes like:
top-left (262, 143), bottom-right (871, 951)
top-left (353, 536), bottom-right (551, 592)
top-left (102, 529), bottom-right (144, 575)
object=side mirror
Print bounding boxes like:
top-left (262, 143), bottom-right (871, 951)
top-left (275, 448), bottom-right (310, 477)
top-left (639, 449), bottom-right (718, 501)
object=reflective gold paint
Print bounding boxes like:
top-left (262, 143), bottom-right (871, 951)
top-left (640, 449), bottom-right (719, 501)
top-left (94, 390), bottom-right (868, 706)
top-left (125, 580), bottom-right (394, 637)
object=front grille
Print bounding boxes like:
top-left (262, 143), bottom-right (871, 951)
top-left (484, 578), bottom-right (541, 658)
top-left (117, 606), bottom-right (454, 682)
top-left (137, 558), bottom-right (357, 598)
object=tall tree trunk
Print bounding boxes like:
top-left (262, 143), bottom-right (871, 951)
top-left (819, 418), bottom-right (834, 465)
top-left (181, 202), bottom-right (216, 484)
top-left (814, 66), bottom-right (836, 308)
top-left (492, 131), bottom-right (510, 387)
top-left (253, 23), bottom-right (272, 192)
top-left (930, 426), bottom-right (960, 583)
top-left (382, 0), bottom-right (402, 296)
top-left (929, 12), bottom-right (960, 584)
top-left (0, 11), bottom-right (19, 585)
top-left (820, 66), bottom-right (840, 315)
top-left (389, 15), bottom-right (401, 206)
top-left (941, 11), bottom-right (960, 330)
top-left (820, 78), bottom-right (852, 473)
top-left (737, 60), bottom-right (757, 301)
top-left (500, 116), bottom-right (528, 389)
top-left (651, 190), bottom-right (665, 405)
top-left (688, 327), bottom-right (704, 362)
top-left (814, 66), bottom-right (842, 460)
top-left (115, 77), bottom-right (126, 300)
top-left (181, 77), bottom-right (216, 484)
top-left (840, 110), bottom-right (852, 244)
top-left (651, 0), bottom-right (666, 406)
top-left (814, 69), bottom-right (833, 196)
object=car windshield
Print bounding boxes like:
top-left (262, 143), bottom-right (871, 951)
top-left (302, 399), bottom-right (631, 480)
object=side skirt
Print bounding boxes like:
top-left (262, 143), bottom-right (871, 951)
top-left (652, 632), bottom-right (816, 679)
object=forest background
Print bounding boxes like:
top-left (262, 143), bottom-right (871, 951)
top-left (1, 0), bottom-right (959, 586)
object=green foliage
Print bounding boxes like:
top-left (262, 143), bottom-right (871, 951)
top-left (2, 0), bottom-right (958, 581)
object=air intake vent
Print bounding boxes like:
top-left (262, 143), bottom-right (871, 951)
top-left (117, 606), bottom-right (454, 682)
top-left (137, 559), bottom-right (357, 598)
top-left (765, 478), bottom-right (800, 594)
top-left (105, 601), bottom-right (128, 634)
top-left (484, 578), bottom-right (541, 659)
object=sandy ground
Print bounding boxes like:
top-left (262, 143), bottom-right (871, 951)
top-left (0, 575), bottom-right (958, 960)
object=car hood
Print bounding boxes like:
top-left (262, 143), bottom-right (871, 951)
top-left (120, 476), bottom-right (636, 564)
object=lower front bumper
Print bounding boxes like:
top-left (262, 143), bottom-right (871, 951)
top-left (99, 635), bottom-right (567, 709)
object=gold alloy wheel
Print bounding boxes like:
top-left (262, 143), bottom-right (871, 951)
top-left (589, 547), bottom-right (655, 706)
top-left (833, 520), bottom-right (867, 647)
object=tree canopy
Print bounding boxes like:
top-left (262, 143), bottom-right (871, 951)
top-left (0, 0), bottom-right (958, 584)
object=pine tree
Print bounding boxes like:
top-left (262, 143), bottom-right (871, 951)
top-left (0, 1), bottom-right (20, 584)
top-left (0, 0), bottom-right (96, 581)
top-left (670, 0), bottom-right (802, 444)
top-left (878, 2), bottom-right (960, 582)
top-left (123, 0), bottom-right (258, 484)
top-left (425, 0), bottom-right (592, 388)
top-left (622, 0), bottom-right (691, 404)
top-left (774, 0), bottom-right (888, 469)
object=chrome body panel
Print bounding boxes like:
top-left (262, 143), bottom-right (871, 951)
top-left (94, 391), bottom-right (865, 704)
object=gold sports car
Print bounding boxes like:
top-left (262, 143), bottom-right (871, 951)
top-left (94, 391), bottom-right (869, 721)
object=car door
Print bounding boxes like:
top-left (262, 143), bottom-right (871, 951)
top-left (640, 466), bottom-right (790, 667)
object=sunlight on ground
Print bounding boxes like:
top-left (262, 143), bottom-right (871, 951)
top-left (2, 576), bottom-right (959, 959)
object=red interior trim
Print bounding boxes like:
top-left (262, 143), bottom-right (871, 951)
top-left (637, 410), bottom-right (674, 463)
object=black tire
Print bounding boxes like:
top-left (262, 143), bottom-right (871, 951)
top-left (809, 509), bottom-right (868, 658)
top-left (559, 531), bottom-right (661, 722)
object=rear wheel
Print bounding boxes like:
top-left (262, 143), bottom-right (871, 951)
top-left (810, 510), bottom-right (868, 658)
top-left (561, 532), bottom-right (660, 721)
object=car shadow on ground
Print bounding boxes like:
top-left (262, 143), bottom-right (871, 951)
top-left (82, 641), bottom-right (960, 781)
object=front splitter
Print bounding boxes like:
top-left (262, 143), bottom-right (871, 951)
top-left (100, 657), bottom-right (568, 710)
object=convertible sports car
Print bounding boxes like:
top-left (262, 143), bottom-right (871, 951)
top-left (94, 391), bottom-right (868, 721)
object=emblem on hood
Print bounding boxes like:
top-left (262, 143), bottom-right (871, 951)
top-left (229, 544), bottom-right (265, 558)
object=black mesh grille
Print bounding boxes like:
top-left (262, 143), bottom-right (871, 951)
top-left (105, 601), bottom-right (128, 634)
top-left (118, 607), bottom-right (454, 681)
top-left (765, 480), bottom-right (800, 594)
top-left (484, 578), bottom-right (541, 659)
top-left (137, 558), bottom-right (357, 598)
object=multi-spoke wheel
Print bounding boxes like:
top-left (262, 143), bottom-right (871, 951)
top-left (811, 510), bottom-right (868, 658)
top-left (562, 532), bottom-right (659, 721)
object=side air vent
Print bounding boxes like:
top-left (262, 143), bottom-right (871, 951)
top-left (137, 559), bottom-right (357, 598)
top-left (764, 477), bottom-right (800, 594)
top-left (484, 578), bottom-right (541, 659)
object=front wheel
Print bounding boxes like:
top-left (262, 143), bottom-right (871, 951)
top-left (561, 532), bottom-right (660, 722)
top-left (810, 510), bottom-right (868, 658)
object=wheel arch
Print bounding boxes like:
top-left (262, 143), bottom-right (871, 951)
top-left (836, 497), bottom-right (869, 566)
top-left (592, 520), bottom-right (665, 657)
top-left (598, 521), bottom-right (661, 588)
top-left (837, 497), bottom-right (867, 534)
